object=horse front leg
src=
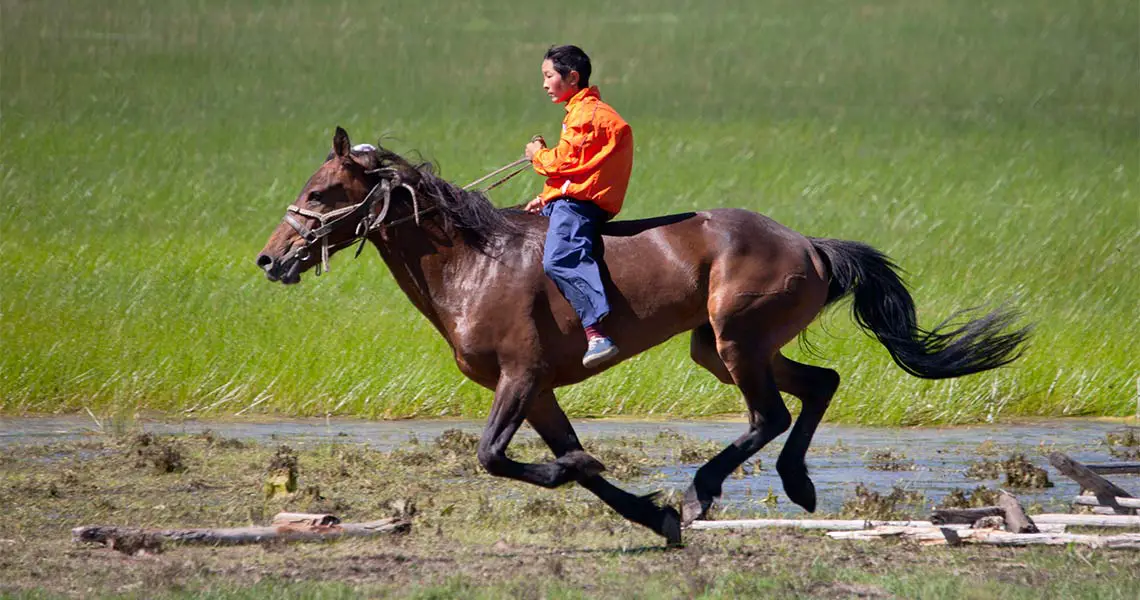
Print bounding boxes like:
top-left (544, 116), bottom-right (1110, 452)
top-left (476, 374), bottom-right (604, 488)
top-left (526, 390), bottom-right (682, 546)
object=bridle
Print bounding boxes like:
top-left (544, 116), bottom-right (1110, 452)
top-left (277, 155), bottom-right (530, 276)
top-left (280, 170), bottom-right (427, 276)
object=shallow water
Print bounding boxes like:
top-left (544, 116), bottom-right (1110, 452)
top-left (2, 416), bottom-right (1134, 513)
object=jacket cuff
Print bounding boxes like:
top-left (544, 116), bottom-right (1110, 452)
top-left (531, 149), bottom-right (555, 175)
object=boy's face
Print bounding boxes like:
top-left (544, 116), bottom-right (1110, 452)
top-left (541, 59), bottom-right (579, 103)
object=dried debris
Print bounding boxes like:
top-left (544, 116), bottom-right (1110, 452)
top-left (1106, 428), bottom-right (1140, 460)
top-left (840, 484), bottom-right (924, 520)
top-left (264, 445), bottom-right (299, 499)
top-left (939, 486), bottom-right (1001, 509)
top-left (965, 454), bottom-right (1052, 489)
top-left (865, 448), bottom-right (915, 471)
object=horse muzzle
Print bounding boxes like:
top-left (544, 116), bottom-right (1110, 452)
top-left (256, 252), bottom-right (304, 285)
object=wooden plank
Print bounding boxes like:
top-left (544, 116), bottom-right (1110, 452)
top-left (1072, 496), bottom-right (1140, 509)
top-left (998, 491), bottom-right (1038, 533)
top-left (827, 526), bottom-right (935, 540)
top-left (73, 517), bottom-right (410, 548)
top-left (828, 527), bottom-right (1140, 549)
top-left (1031, 513), bottom-right (1140, 528)
top-left (1048, 452), bottom-right (1135, 514)
top-left (271, 512), bottom-right (341, 527)
top-left (1084, 463), bottom-right (1140, 475)
top-left (689, 519), bottom-right (1064, 533)
top-left (690, 519), bottom-right (939, 531)
top-left (967, 518), bottom-right (1065, 534)
top-left (930, 507), bottom-right (1004, 525)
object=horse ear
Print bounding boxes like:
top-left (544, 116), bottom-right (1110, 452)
top-left (332, 126), bottom-right (351, 158)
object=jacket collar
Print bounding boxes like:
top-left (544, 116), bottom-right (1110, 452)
top-left (563, 86), bottom-right (599, 112)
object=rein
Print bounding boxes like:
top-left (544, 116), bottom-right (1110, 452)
top-left (461, 157), bottom-right (530, 192)
top-left (280, 156), bottom-right (531, 276)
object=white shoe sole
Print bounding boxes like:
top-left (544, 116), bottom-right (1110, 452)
top-left (582, 345), bottom-right (620, 369)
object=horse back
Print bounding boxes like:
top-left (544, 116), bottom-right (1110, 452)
top-left (599, 207), bottom-right (822, 325)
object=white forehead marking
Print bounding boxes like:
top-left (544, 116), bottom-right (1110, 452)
top-left (352, 143), bottom-right (377, 153)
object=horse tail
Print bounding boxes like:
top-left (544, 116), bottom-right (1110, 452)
top-left (808, 238), bottom-right (1031, 380)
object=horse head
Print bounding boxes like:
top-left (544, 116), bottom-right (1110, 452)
top-left (255, 127), bottom-right (420, 283)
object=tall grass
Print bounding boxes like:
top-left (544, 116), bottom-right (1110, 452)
top-left (1, 0), bottom-right (1136, 424)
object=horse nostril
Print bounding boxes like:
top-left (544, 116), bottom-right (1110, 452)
top-left (256, 254), bottom-right (274, 272)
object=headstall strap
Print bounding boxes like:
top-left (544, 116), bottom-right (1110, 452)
top-left (404, 183), bottom-right (420, 227)
top-left (280, 176), bottom-right (402, 276)
top-left (279, 164), bottom-right (452, 276)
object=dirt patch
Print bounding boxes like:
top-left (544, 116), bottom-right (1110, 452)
top-left (128, 432), bottom-right (186, 474)
top-left (1, 432), bottom-right (1137, 598)
top-left (195, 429), bottom-right (246, 450)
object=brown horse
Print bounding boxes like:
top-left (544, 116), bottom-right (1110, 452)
top-left (256, 128), bottom-right (1029, 546)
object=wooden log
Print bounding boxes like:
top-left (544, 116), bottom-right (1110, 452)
top-left (73, 517), bottom-right (410, 547)
top-left (1073, 496), bottom-right (1140, 509)
top-left (827, 527), bottom-right (1140, 549)
top-left (930, 507), bottom-right (1004, 525)
top-left (1031, 513), bottom-right (1140, 528)
top-left (1084, 462), bottom-right (1140, 475)
top-left (1048, 452), bottom-right (1135, 514)
top-left (998, 491), bottom-right (1039, 533)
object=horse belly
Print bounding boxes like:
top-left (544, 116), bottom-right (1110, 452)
top-left (607, 258), bottom-right (708, 340)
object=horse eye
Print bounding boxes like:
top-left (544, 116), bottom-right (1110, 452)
top-left (309, 191), bottom-right (323, 202)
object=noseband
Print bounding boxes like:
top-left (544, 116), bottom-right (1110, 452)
top-left (280, 172), bottom-right (427, 276)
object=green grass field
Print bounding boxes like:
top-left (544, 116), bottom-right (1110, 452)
top-left (2, 0), bottom-right (1137, 423)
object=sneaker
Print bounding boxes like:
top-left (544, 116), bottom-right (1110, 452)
top-left (582, 336), bottom-right (620, 369)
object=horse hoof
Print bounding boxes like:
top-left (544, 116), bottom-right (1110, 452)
top-left (681, 484), bottom-right (713, 527)
top-left (782, 472), bottom-right (817, 513)
top-left (557, 450), bottom-right (606, 479)
top-left (660, 506), bottom-right (683, 548)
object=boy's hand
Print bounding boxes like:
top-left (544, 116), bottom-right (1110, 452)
top-left (524, 136), bottom-right (546, 160)
top-left (524, 196), bottom-right (544, 213)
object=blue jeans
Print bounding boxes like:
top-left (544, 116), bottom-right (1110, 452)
top-left (541, 199), bottom-right (611, 328)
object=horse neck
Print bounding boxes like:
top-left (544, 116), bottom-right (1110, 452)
top-left (366, 214), bottom-right (479, 342)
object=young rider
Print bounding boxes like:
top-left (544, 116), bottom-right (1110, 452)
top-left (524, 45), bottom-right (634, 369)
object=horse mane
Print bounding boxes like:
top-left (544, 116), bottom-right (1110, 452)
top-left (354, 143), bottom-right (522, 250)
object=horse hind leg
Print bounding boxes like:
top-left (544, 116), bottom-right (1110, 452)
top-left (690, 323), bottom-right (733, 384)
top-left (772, 353), bottom-right (839, 513)
top-left (682, 332), bottom-right (791, 526)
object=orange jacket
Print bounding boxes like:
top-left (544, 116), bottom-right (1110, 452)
top-left (531, 86), bottom-right (633, 216)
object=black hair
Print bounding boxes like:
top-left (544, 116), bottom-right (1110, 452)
top-left (544, 45), bottom-right (591, 89)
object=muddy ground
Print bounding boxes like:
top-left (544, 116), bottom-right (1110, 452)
top-left (1, 428), bottom-right (1137, 599)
